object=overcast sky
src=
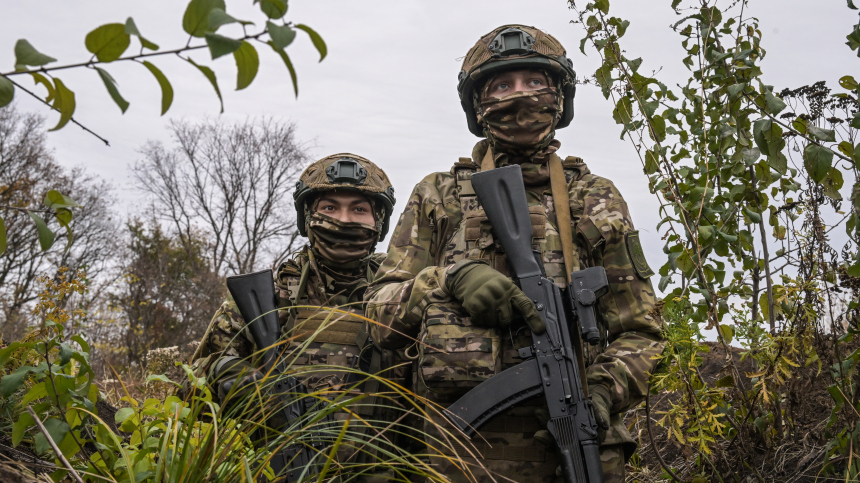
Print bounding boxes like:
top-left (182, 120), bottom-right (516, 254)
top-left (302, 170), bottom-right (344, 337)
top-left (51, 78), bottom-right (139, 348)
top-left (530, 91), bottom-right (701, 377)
top-left (1, 0), bottom-right (857, 276)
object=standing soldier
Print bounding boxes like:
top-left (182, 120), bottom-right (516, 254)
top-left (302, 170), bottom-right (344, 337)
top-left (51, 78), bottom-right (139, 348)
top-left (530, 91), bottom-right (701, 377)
top-left (365, 25), bottom-right (666, 482)
top-left (190, 153), bottom-right (402, 479)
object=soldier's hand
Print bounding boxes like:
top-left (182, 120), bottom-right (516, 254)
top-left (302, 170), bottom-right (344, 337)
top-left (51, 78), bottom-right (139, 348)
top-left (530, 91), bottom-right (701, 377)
top-left (590, 384), bottom-right (612, 444)
top-left (446, 261), bottom-right (545, 334)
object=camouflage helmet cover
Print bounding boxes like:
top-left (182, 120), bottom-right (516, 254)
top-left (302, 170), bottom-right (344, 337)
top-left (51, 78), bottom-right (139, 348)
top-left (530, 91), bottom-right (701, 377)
top-left (293, 153), bottom-right (396, 237)
top-left (458, 24), bottom-right (577, 137)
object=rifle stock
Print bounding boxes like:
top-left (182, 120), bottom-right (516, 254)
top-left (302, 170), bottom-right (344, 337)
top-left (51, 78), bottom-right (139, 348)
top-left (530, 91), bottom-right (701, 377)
top-left (444, 165), bottom-right (605, 483)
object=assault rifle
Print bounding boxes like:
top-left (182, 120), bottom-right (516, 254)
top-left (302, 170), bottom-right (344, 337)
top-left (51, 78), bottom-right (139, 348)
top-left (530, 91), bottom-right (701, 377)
top-left (226, 270), bottom-right (331, 482)
top-left (444, 165), bottom-right (609, 483)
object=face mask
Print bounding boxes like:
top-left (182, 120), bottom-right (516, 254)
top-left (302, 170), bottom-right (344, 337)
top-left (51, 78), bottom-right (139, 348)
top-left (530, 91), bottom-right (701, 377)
top-left (478, 87), bottom-right (560, 153)
top-left (307, 212), bottom-right (379, 265)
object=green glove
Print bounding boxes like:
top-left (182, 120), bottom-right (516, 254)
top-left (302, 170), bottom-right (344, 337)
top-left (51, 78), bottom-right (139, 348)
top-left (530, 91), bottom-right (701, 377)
top-left (446, 261), bottom-right (545, 334)
top-left (213, 358), bottom-right (262, 405)
top-left (590, 384), bottom-right (612, 444)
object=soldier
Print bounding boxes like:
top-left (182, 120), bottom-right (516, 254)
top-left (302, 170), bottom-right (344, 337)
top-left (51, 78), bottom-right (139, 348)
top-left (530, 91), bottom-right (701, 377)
top-left (365, 25), bottom-right (666, 482)
top-left (190, 153), bottom-right (402, 479)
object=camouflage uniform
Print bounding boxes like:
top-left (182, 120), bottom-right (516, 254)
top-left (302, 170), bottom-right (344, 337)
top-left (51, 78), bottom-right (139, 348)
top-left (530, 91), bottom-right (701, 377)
top-left (191, 153), bottom-right (410, 481)
top-left (364, 25), bottom-right (665, 483)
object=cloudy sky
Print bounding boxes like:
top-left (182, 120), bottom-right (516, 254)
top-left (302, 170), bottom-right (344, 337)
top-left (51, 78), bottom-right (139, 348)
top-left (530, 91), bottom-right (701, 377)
top-left (1, 0), bottom-right (857, 273)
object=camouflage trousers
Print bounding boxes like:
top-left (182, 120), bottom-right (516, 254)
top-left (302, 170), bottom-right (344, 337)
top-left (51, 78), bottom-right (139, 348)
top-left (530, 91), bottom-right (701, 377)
top-left (422, 402), bottom-right (627, 483)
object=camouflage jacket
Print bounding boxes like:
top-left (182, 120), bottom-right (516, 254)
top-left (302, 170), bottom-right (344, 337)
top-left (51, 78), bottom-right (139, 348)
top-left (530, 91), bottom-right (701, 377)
top-left (365, 143), bottom-right (666, 449)
top-left (193, 246), bottom-right (389, 402)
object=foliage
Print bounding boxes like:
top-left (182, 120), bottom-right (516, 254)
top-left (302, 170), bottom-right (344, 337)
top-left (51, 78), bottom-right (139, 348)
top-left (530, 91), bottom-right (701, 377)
top-left (0, 106), bottom-right (117, 343)
top-left (571, 0), bottom-right (860, 479)
top-left (89, 220), bottom-right (223, 372)
top-left (0, 0), bottom-right (327, 264)
top-left (0, 269), bottom-right (461, 482)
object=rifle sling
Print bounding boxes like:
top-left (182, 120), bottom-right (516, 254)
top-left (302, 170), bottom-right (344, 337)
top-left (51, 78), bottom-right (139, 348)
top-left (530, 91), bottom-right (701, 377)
top-left (548, 153), bottom-right (591, 398)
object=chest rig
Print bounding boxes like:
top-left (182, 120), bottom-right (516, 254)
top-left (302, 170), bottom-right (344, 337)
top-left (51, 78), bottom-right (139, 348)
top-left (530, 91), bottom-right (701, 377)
top-left (273, 259), bottom-right (375, 390)
top-left (418, 155), bottom-right (601, 397)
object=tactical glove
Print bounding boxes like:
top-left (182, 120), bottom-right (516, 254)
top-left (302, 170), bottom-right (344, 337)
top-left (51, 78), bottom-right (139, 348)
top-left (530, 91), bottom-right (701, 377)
top-left (590, 384), bottom-right (612, 444)
top-left (213, 358), bottom-right (263, 407)
top-left (446, 261), bottom-right (545, 334)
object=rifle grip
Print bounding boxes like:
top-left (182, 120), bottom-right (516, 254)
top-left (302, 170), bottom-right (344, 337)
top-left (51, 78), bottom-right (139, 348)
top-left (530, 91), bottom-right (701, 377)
top-left (568, 267), bottom-right (609, 346)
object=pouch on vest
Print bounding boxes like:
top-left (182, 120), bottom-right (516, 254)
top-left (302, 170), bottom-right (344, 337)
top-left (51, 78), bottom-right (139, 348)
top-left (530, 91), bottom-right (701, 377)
top-left (417, 301), bottom-right (501, 397)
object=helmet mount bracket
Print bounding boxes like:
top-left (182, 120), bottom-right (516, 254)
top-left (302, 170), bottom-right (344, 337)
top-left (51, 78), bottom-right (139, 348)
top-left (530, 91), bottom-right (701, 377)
top-left (488, 28), bottom-right (536, 57)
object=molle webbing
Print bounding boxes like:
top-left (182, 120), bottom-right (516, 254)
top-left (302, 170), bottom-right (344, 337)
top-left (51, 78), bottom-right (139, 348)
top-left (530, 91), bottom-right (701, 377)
top-left (291, 307), bottom-right (365, 345)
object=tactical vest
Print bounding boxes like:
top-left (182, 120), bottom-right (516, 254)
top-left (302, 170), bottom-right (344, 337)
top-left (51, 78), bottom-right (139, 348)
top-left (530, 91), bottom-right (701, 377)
top-left (418, 158), bottom-right (604, 397)
top-left (274, 259), bottom-right (379, 391)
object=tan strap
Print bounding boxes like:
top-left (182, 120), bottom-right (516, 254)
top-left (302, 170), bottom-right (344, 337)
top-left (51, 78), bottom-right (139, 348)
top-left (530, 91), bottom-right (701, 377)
top-left (548, 154), bottom-right (578, 283)
top-left (548, 153), bottom-right (590, 398)
top-left (480, 145), bottom-right (495, 171)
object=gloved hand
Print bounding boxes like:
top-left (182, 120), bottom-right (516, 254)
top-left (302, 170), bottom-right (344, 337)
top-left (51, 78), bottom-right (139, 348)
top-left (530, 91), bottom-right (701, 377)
top-left (590, 384), bottom-right (612, 444)
top-left (214, 358), bottom-right (263, 406)
top-left (446, 261), bottom-right (545, 334)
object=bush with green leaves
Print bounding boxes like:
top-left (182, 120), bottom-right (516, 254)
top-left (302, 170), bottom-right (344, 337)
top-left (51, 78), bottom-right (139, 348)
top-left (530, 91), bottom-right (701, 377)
top-left (572, 0), bottom-right (860, 479)
top-left (0, 269), bottom-right (462, 482)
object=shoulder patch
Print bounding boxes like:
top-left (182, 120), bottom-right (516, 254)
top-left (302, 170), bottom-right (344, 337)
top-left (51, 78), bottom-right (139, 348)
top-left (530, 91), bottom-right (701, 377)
top-left (625, 231), bottom-right (654, 279)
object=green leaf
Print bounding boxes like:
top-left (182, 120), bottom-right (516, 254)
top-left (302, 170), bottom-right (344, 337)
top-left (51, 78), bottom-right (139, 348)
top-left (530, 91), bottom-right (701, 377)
top-left (14, 40), bottom-right (56, 70)
top-left (85, 24), bottom-right (131, 62)
top-left (48, 78), bottom-right (75, 131)
top-left (145, 374), bottom-right (181, 387)
top-left (0, 76), bottom-right (13, 107)
top-left (727, 83), bottom-right (746, 100)
top-left (0, 216), bottom-right (6, 255)
top-left (142, 61), bottom-right (173, 115)
top-left (822, 167), bottom-right (844, 200)
top-left (21, 382), bottom-right (47, 406)
top-left (594, 0), bottom-right (610, 14)
top-left (804, 144), bottom-right (834, 183)
top-left (268, 41), bottom-right (298, 97)
top-left (30, 73), bottom-right (54, 102)
top-left (12, 411), bottom-right (34, 446)
top-left (43, 190), bottom-right (80, 209)
top-left (0, 365), bottom-right (41, 398)
top-left (847, 24), bottom-right (860, 54)
top-left (808, 125), bottom-right (836, 142)
top-left (182, 0), bottom-right (226, 37)
top-left (208, 8), bottom-right (252, 31)
top-left (840, 75), bottom-right (858, 91)
top-left (28, 212), bottom-right (55, 251)
top-left (267, 22), bottom-right (296, 50)
top-left (613, 96), bottom-right (634, 125)
top-left (258, 0), bottom-right (288, 19)
top-left (58, 343), bottom-right (73, 366)
top-left (94, 68), bottom-right (129, 113)
top-left (233, 41), bottom-right (259, 90)
top-left (644, 149), bottom-right (659, 174)
top-left (115, 407), bottom-right (135, 425)
top-left (743, 206), bottom-right (762, 224)
top-left (850, 0), bottom-right (859, 9)
top-left (764, 90), bottom-right (786, 115)
top-left (295, 24), bottom-right (327, 61)
top-left (753, 118), bottom-right (772, 154)
top-left (34, 418), bottom-right (70, 456)
top-left (205, 33), bottom-right (241, 59)
top-left (186, 58), bottom-right (223, 113)
top-left (124, 18), bottom-right (159, 50)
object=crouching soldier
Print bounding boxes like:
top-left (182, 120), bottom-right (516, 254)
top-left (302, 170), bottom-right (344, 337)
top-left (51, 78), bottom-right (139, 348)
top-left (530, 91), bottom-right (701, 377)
top-left (190, 153), bottom-right (405, 480)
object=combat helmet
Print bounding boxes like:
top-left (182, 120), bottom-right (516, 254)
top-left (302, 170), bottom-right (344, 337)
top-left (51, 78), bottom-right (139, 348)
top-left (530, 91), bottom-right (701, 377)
top-left (293, 153), bottom-right (396, 238)
top-left (458, 25), bottom-right (577, 137)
